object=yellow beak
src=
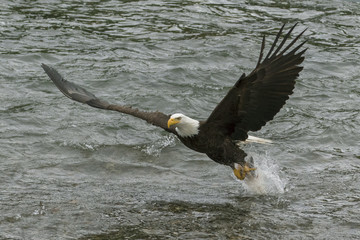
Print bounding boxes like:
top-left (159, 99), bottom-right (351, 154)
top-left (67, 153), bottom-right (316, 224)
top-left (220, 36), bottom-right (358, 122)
top-left (167, 118), bottom-right (180, 128)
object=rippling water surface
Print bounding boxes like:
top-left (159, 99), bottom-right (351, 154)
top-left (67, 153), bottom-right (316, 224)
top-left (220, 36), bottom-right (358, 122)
top-left (1, 0), bottom-right (360, 239)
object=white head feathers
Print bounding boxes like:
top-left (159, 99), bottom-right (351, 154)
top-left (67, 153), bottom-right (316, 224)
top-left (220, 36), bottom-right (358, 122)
top-left (168, 113), bottom-right (200, 137)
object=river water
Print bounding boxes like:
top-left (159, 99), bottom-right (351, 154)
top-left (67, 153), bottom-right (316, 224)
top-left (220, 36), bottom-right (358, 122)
top-left (1, 0), bottom-right (360, 239)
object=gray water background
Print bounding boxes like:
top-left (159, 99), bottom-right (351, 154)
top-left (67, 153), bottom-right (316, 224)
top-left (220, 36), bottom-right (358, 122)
top-left (1, 0), bottom-right (360, 239)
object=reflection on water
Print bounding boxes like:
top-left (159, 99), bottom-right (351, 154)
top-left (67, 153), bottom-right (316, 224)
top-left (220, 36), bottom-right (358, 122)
top-left (1, 0), bottom-right (360, 239)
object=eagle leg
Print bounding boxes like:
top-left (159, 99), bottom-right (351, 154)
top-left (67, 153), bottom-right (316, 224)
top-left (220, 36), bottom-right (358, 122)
top-left (233, 162), bottom-right (256, 180)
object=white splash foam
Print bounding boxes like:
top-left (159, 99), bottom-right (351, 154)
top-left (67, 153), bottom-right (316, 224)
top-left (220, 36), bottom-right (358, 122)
top-left (240, 154), bottom-right (287, 195)
top-left (140, 135), bottom-right (176, 156)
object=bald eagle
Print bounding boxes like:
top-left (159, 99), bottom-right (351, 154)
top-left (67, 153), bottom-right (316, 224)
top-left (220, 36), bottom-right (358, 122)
top-left (42, 23), bottom-right (306, 180)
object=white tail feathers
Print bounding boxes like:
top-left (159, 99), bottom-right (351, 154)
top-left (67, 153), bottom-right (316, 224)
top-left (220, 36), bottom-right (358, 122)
top-left (236, 135), bottom-right (273, 145)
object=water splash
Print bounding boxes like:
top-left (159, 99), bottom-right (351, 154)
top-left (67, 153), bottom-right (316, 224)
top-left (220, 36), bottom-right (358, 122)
top-left (32, 201), bottom-right (46, 216)
top-left (241, 154), bottom-right (287, 195)
top-left (139, 135), bottom-right (176, 156)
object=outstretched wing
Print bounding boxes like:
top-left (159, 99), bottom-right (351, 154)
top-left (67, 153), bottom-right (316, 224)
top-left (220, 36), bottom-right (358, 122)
top-left (205, 23), bottom-right (307, 140)
top-left (41, 64), bottom-right (175, 134)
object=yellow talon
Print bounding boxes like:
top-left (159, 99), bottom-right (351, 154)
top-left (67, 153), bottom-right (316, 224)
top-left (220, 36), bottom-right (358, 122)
top-left (233, 164), bottom-right (256, 180)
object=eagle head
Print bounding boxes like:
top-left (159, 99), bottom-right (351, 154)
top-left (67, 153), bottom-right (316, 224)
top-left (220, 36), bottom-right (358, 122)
top-left (167, 113), bottom-right (200, 137)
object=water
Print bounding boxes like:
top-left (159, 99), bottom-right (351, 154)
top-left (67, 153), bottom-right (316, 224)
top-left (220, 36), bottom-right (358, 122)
top-left (1, 0), bottom-right (360, 239)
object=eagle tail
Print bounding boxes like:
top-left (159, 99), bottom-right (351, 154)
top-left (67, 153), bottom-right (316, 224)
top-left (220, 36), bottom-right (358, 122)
top-left (236, 135), bottom-right (273, 145)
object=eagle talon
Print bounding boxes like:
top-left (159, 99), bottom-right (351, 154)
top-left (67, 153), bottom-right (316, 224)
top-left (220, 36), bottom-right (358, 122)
top-left (233, 163), bottom-right (256, 180)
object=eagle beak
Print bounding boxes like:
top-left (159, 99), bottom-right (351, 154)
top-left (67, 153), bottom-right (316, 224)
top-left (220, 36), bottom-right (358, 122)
top-left (167, 118), bottom-right (180, 128)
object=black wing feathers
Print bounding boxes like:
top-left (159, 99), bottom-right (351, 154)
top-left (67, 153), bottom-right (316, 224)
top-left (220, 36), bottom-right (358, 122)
top-left (41, 64), bottom-right (111, 109)
top-left (206, 23), bottom-right (306, 141)
top-left (41, 64), bottom-right (174, 134)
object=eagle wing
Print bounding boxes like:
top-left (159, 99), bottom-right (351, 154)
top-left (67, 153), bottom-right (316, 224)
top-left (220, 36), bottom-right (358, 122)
top-left (205, 23), bottom-right (307, 140)
top-left (41, 64), bottom-right (175, 134)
